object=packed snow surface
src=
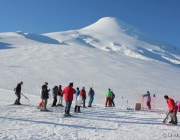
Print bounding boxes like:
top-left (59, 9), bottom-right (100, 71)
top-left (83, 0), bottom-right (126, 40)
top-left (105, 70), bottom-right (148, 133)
top-left (0, 17), bottom-right (180, 139)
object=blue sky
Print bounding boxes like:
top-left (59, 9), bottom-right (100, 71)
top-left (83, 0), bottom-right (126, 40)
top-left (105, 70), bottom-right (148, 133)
top-left (0, 0), bottom-right (180, 47)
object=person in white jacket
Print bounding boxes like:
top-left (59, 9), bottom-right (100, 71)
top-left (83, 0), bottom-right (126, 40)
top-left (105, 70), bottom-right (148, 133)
top-left (74, 92), bottom-right (82, 113)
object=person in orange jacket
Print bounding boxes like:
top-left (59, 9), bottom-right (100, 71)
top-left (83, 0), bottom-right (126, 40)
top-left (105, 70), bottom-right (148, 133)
top-left (62, 82), bottom-right (76, 117)
top-left (164, 95), bottom-right (178, 125)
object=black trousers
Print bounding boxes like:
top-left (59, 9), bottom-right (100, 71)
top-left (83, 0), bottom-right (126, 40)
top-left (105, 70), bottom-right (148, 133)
top-left (82, 98), bottom-right (86, 107)
top-left (14, 92), bottom-right (21, 104)
top-left (52, 97), bottom-right (57, 107)
top-left (74, 105), bottom-right (80, 112)
top-left (65, 100), bottom-right (72, 115)
top-left (111, 98), bottom-right (115, 106)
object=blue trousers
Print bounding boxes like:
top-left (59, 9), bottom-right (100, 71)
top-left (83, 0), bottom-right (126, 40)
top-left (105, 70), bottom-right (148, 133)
top-left (89, 97), bottom-right (94, 105)
top-left (65, 100), bottom-right (72, 115)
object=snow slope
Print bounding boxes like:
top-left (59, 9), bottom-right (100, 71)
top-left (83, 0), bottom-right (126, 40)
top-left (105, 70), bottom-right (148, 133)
top-left (0, 89), bottom-right (180, 140)
top-left (0, 17), bottom-right (180, 139)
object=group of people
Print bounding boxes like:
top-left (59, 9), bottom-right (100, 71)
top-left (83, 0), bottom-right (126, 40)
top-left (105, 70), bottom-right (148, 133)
top-left (14, 82), bottom-right (179, 123)
top-left (143, 91), bottom-right (179, 125)
top-left (37, 82), bottom-right (95, 117)
top-left (105, 88), bottom-right (115, 107)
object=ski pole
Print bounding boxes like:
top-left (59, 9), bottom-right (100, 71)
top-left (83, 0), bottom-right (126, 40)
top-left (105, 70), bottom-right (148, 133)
top-left (21, 93), bottom-right (30, 105)
top-left (127, 100), bottom-right (128, 108)
top-left (122, 96), bottom-right (124, 107)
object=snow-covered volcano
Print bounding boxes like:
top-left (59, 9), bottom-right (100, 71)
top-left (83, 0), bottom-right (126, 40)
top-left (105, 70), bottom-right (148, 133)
top-left (45, 17), bottom-right (180, 64)
top-left (0, 17), bottom-right (180, 104)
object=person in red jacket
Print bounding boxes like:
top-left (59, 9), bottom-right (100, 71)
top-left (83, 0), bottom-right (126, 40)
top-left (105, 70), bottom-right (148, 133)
top-left (80, 87), bottom-right (86, 107)
top-left (62, 82), bottom-right (76, 117)
top-left (164, 95), bottom-right (178, 124)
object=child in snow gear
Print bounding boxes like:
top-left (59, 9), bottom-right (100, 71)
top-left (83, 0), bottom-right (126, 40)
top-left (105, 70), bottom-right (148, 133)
top-left (80, 87), bottom-right (86, 107)
top-left (164, 95), bottom-right (178, 125)
top-left (62, 82), bottom-right (76, 117)
top-left (57, 85), bottom-right (63, 106)
top-left (14, 81), bottom-right (23, 105)
top-left (52, 86), bottom-right (58, 107)
top-left (88, 87), bottom-right (95, 107)
top-left (74, 88), bottom-right (83, 113)
top-left (111, 91), bottom-right (115, 107)
top-left (105, 88), bottom-right (112, 107)
top-left (41, 82), bottom-right (50, 111)
top-left (143, 91), bottom-right (151, 110)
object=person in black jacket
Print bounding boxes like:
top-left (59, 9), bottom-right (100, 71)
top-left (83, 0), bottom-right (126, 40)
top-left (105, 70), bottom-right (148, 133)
top-left (14, 81), bottom-right (23, 105)
top-left (41, 82), bottom-right (50, 111)
top-left (52, 86), bottom-right (58, 107)
top-left (111, 91), bottom-right (115, 107)
top-left (57, 85), bottom-right (64, 106)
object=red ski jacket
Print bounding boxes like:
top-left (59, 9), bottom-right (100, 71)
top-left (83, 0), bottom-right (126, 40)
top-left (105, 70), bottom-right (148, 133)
top-left (80, 89), bottom-right (86, 99)
top-left (62, 86), bottom-right (76, 101)
top-left (167, 98), bottom-right (177, 112)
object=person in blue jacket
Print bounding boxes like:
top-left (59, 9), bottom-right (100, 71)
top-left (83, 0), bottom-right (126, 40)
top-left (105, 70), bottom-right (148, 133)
top-left (143, 91), bottom-right (151, 110)
top-left (76, 87), bottom-right (80, 98)
top-left (88, 87), bottom-right (95, 107)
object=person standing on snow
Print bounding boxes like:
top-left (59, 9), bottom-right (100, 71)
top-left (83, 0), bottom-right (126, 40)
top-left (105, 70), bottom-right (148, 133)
top-left (57, 85), bottom-right (63, 106)
top-left (62, 82), bottom-right (76, 117)
top-left (80, 87), bottom-right (86, 107)
top-left (143, 91), bottom-right (151, 110)
top-left (52, 86), bottom-right (58, 107)
top-left (105, 88), bottom-right (112, 107)
top-left (164, 95), bottom-right (178, 125)
top-left (111, 91), bottom-right (115, 107)
top-left (88, 87), bottom-right (95, 107)
top-left (41, 82), bottom-right (50, 111)
top-left (14, 81), bottom-right (23, 105)
top-left (74, 92), bottom-right (82, 113)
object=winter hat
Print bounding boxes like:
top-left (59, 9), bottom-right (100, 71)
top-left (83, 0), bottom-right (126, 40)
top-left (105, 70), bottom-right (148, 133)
top-left (69, 82), bottom-right (73, 87)
top-left (164, 95), bottom-right (169, 99)
top-left (20, 81), bottom-right (23, 84)
top-left (44, 82), bottom-right (48, 85)
top-left (82, 87), bottom-right (85, 89)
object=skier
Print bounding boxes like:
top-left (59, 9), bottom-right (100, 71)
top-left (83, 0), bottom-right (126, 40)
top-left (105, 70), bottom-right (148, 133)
top-left (143, 91), bottom-right (151, 110)
top-left (164, 95), bottom-right (178, 125)
top-left (41, 82), bottom-right (50, 111)
top-left (52, 86), bottom-right (58, 107)
top-left (62, 82), bottom-right (76, 117)
top-left (105, 88), bottom-right (112, 107)
top-left (14, 81), bottom-right (23, 105)
top-left (88, 87), bottom-right (95, 107)
top-left (74, 92), bottom-right (82, 113)
top-left (111, 91), bottom-right (115, 107)
top-left (80, 87), bottom-right (86, 107)
top-left (57, 85), bottom-right (63, 106)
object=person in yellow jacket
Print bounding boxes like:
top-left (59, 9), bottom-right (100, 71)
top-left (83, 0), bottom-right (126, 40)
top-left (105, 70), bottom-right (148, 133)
top-left (105, 88), bottom-right (112, 107)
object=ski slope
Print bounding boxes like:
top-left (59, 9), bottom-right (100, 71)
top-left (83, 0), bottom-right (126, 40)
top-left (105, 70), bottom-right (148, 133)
top-left (0, 17), bottom-right (180, 139)
top-left (0, 89), bottom-right (180, 140)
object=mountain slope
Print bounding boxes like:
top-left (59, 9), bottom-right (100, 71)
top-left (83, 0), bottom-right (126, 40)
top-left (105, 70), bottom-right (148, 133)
top-left (45, 17), bottom-right (180, 65)
top-left (0, 17), bottom-right (180, 108)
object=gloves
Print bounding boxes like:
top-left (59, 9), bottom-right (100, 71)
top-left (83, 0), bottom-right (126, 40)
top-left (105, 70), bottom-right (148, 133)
top-left (169, 110), bottom-right (173, 113)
